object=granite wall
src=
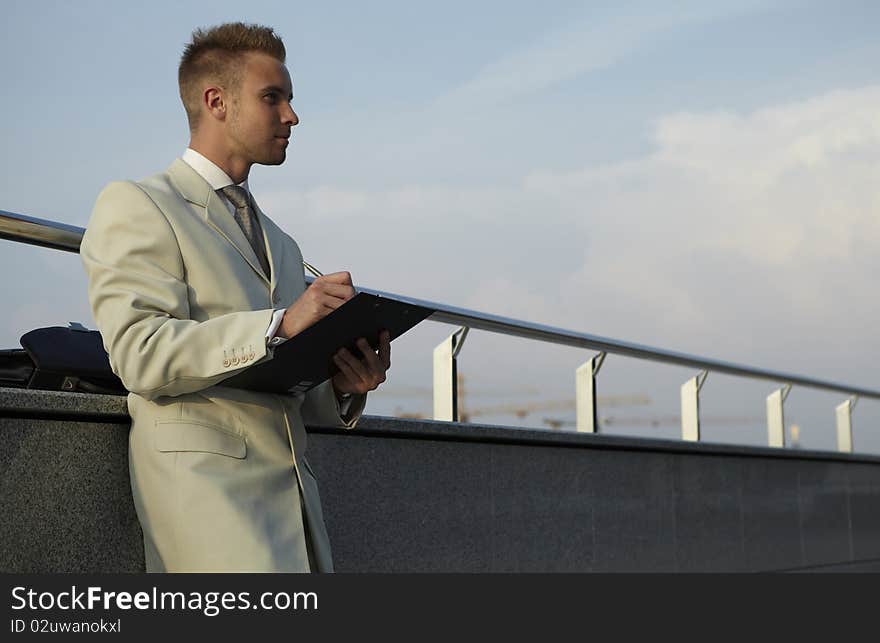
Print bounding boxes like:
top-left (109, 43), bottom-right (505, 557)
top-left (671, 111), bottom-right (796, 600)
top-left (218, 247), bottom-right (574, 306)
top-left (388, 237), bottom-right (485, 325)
top-left (3, 387), bottom-right (879, 572)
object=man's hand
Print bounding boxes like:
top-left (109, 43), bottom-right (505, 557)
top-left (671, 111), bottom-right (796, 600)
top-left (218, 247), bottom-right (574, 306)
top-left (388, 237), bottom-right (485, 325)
top-left (331, 330), bottom-right (391, 395)
top-left (279, 271), bottom-right (355, 339)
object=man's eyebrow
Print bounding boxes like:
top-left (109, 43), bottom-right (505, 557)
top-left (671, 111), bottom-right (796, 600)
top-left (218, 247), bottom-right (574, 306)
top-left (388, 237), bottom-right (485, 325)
top-left (260, 85), bottom-right (294, 100)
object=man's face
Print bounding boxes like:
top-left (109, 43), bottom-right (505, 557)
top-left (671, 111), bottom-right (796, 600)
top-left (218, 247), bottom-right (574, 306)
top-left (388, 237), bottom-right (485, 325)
top-left (226, 52), bottom-right (298, 166)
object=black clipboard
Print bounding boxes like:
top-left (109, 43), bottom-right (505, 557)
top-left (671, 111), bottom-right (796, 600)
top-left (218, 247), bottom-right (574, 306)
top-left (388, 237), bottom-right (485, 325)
top-left (220, 291), bottom-right (434, 394)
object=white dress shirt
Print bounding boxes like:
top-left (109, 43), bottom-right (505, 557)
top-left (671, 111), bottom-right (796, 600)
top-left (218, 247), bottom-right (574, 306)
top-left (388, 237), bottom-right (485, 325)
top-left (180, 148), bottom-right (286, 343)
top-left (179, 150), bottom-right (354, 414)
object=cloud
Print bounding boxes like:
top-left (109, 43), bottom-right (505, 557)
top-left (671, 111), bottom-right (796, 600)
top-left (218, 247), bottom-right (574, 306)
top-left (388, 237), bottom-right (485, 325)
top-left (535, 86), bottom-right (880, 388)
top-left (260, 84), bottom-right (880, 392)
top-left (4, 81), bottom-right (877, 445)
top-left (428, 0), bottom-right (779, 110)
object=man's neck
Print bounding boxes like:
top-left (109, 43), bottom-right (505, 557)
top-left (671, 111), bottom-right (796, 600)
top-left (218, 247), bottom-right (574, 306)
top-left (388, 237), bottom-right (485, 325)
top-left (187, 140), bottom-right (251, 185)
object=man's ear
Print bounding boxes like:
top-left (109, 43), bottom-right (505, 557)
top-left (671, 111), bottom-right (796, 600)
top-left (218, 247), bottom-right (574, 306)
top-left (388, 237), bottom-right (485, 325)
top-left (203, 86), bottom-right (227, 122)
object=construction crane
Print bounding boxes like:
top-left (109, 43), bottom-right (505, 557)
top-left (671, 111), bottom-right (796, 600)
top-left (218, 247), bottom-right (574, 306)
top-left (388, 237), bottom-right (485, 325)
top-left (542, 414), bottom-right (767, 431)
top-left (455, 373), bottom-right (651, 423)
top-left (459, 396), bottom-right (652, 422)
top-left (384, 377), bottom-right (777, 435)
top-left (384, 374), bottom-right (652, 422)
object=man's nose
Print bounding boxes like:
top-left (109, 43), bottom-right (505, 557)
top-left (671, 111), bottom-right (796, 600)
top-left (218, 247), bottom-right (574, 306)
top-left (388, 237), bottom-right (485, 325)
top-left (283, 103), bottom-right (299, 127)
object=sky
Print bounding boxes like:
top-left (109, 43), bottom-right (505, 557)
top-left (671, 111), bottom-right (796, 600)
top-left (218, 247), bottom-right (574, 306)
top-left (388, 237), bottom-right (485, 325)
top-left (2, 0), bottom-right (879, 452)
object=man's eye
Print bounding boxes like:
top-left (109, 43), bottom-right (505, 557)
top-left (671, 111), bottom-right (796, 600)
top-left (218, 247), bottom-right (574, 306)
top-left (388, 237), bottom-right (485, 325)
top-left (264, 94), bottom-right (278, 103)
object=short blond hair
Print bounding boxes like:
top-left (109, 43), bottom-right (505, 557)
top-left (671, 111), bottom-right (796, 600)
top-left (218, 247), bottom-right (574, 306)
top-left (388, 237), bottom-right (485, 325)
top-left (178, 22), bottom-right (286, 131)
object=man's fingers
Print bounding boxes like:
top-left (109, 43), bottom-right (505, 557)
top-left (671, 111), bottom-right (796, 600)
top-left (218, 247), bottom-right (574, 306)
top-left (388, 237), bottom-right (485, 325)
top-left (279, 274), bottom-right (356, 340)
top-left (299, 293), bottom-right (345, 315)
top-left (307, 283), bottom-right (355, 316)
top-left (332, 355), bottom-right (361, 391)
top-left (356, 338), bottom-right (383, 374)
top-left (311, 281), bottom-right (355, 301)
top-left (320, 297), bottom-right (345, 312)
top-left (336, 341), bottom-right (388, 392)
top-left (378, 330), bottom-right (391, 370)
top-left (318, 271), bottom-right (353, 286)
top-left (335, 348), bottom-right (369, 385)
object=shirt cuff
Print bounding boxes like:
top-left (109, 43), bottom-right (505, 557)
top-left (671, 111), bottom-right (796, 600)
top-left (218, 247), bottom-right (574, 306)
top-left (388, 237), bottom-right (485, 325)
top-left (338, 393), bottom-right (354, 418)
top-left (335, 391), bottom-right (366, 425)
top-left (266, 308), bottom-right (287, 347)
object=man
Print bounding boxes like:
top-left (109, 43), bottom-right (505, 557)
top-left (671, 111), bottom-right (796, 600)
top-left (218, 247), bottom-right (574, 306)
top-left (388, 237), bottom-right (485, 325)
top-left (80, 22), bottom-right (390, 572)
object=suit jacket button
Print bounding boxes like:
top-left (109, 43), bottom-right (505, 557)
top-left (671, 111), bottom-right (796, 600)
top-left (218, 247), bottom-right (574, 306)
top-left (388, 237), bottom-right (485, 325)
top-left (232, 357), bottom-right (240, 366)
top-left (223, 359), bottom-right (231, 367)
top-left (249, 352), bottom-right (256, 360)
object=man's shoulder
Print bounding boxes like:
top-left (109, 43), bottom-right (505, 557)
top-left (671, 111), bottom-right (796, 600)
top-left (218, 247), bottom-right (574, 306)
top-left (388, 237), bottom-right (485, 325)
top-left (95, 161), bottom-right (196, 217)
top-left (135, 167), bottom-right (175, 191)
top-left (86, 161), bottom-right (193, 239)
top-left (134, 161), bottom-right (186, 202)
top-left (95, 161), bottom-right (179, 201)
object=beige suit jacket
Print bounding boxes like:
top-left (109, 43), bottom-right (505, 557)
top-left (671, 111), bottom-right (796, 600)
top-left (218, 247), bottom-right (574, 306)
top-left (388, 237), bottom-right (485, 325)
top-left (80, 158), bottom-right (364, 572)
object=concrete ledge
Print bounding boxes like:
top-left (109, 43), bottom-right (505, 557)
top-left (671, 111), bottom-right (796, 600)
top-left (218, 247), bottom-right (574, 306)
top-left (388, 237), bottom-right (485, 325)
top-left (2, 387), bottom-right (880, 572)
top-left (0, 387), bottom-right (127, 420)
top-left (5, 386), bottom-right (879, 464)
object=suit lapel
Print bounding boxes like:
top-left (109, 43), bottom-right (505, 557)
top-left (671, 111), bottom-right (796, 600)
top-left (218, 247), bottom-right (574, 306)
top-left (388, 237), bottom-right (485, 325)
top-left (166, 158), bottom-right (271, 288)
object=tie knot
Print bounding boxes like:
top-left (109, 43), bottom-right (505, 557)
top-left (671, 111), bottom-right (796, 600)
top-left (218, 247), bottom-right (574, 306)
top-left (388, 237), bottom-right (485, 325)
top-left (221, 185), bottom-right (250, 210)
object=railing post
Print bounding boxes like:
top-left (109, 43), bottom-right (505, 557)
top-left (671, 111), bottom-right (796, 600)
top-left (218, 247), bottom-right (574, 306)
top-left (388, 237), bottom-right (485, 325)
top-left (766, 384), bottom-right (792, 448)
top-left (680, 370), bottom-right (708, 441)
top-left (576, 352), bottom-right (606, 433)
top-left (433, 326), bottom-right (469, 422)
top-left (835, 396), bottom-right (857, 453)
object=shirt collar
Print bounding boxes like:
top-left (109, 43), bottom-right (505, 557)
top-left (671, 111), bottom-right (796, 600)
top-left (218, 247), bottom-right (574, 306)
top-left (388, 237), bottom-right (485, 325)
top-left (181, 148), bottom-right (250, 194)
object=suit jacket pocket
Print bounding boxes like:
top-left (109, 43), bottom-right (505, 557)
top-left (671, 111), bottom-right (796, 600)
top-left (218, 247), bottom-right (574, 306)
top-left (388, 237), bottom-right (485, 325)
top-left (154, 420), bottom-right (247, 459)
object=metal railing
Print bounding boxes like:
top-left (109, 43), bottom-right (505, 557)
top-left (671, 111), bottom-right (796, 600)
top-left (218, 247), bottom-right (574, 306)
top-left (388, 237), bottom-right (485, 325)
top-left (2, 209), bottom-right (876, 452)
top-left (0, 211), bottom-right (84, 253)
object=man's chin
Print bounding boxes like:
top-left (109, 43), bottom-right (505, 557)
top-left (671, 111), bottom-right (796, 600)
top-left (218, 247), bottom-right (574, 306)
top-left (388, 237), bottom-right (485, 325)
top-left (257, 152), bottom-right (286, 166)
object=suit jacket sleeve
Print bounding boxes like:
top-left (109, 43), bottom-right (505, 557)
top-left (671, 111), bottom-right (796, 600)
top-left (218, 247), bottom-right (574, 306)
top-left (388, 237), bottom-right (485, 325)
top-left (81, 180), bottom-right (274, 400)
top-left (300, 381), bottom-right (366, 428)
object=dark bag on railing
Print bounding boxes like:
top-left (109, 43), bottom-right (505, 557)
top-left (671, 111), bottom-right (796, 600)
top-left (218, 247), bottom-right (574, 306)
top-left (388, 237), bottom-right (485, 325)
top-left (0, 348), bottom-right (34, 388)
top-left (0, 325), bottom-right (127, 395)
